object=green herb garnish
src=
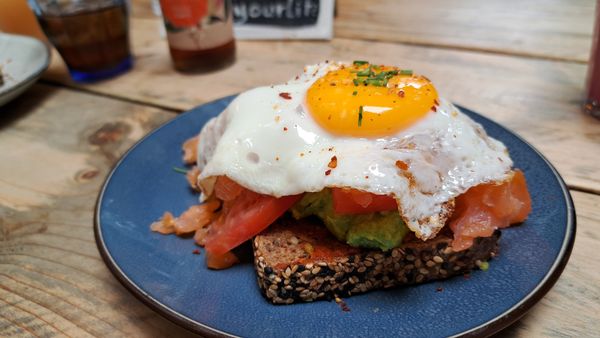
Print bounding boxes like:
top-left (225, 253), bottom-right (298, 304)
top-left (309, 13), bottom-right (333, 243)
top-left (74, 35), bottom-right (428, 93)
top-left (358, 106), bottom-right (363, 127)
top-left (353, 78), bottom-right (366, 86)
top-left (172, 166), bottom-right (188, 174)
top-left (353, 66), bottom-right (407, 88)
top-left (353, 60), bottom-right (369, 66)
top-left (356, 65), bottom-right (372, 77)
top-left (352, 91), bottom-right (358, 96)
top-left (353, 65), bottom-right (412, 88)
top-left (365, 78), bottom-right (385, 87)
top-left (372, 71), bottom-right (387, 79)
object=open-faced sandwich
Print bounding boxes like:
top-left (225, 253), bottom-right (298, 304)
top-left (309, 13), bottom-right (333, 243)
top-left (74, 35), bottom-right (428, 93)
top-left (151, 61), bottom-right (532, 304)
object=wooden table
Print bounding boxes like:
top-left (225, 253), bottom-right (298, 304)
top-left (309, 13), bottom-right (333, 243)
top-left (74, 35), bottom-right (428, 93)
top-left (1, 0), bottom-right (599, 336)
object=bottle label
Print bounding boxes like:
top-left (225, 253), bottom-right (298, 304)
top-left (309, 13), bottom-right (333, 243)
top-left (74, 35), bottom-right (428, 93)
top-left (160, 0), bottom-right (234, 51)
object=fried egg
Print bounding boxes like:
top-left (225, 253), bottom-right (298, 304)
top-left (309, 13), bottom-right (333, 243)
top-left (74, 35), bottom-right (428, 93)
top-left (196, 62), bottom-right (513, 240)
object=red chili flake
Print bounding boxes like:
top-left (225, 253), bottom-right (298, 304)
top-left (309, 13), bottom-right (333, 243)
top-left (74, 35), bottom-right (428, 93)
top-left (295, 75), bottom-right (299, 80)
top-left (330, 82), bottom-right (337, 86)
top-left (192, 249), bottom-right (201, 255)
top-left (395, 160), bottom-right (409, 171)
top-left (328, 156), bottom-right (338, 169)
top-left (327, 114), bottom-right (332, 120)
top-left (283, 127), bottom-right (288, 131)
top-left (325, 169), bottom-right (332, 176)
top-left (434, 99), bottom-right (439, 106)
top-left (279, 92), bottom-right (292, 100)
top-left (431, 106), bottom-right (437, 112)
top-left (436, 287), bottom-right (443, 292)
top-left (463, 273), bottom-right (471, 280)
top-left (398, 90), bottom-right (405, 98)
top-left (365, 175), bottom-right (369, 179)
top-left (328, 147), bottom-right (334, 151)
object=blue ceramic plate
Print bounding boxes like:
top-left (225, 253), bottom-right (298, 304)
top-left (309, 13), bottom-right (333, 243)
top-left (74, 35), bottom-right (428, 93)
top-left (95, 96), bottom-right (575, 337)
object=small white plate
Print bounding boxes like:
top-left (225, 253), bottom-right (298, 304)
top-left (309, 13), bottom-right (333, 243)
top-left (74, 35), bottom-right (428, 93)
top-left (0, 33), bottom-right (50, 107)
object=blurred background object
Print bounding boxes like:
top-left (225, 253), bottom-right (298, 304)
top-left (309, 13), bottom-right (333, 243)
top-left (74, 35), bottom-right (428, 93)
top-left (231, 0), bottom-right (334, 40)
top-left (151, 0), bottom-right (167, 37)
top-left (159, 0), bottom-right (236, 73)
top-left (0, 0), bottom-right (47, 41)
top-left (0, 33), bottom-right (50, 106)
top-left (585, 0), bottom-right (600, 118)
top-left (29, 0), bottom-right (132, 82)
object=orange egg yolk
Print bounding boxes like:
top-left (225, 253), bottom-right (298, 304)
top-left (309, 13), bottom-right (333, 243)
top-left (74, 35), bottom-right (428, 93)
top-left (306, 63), bottom-right (439, 137)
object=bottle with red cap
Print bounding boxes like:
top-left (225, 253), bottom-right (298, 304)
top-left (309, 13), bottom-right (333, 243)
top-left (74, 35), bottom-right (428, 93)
top-left (159, 0), bottom-right (236, 72)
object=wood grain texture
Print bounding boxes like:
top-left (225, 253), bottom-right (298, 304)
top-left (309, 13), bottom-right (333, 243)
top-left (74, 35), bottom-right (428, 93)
top-left (132, 0), bottom-right (596, 63)
top-left (42, 16), bottom-right (600, 194)
top-left (0, 84), bottom-right (598, 337)
top-left (3, 2), bottom-right (597, 336)
top-left (497, 190), bottom-right (600, 337)
top-left (0, 85), bottom-right (197, 338)
top-left (334, 0), bottom-right (595, 63)
top-left (130, 0), bottom-right (595, 63)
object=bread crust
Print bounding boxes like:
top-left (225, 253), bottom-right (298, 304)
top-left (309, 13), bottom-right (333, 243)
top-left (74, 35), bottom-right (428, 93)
top-left (253, 217), bottom-right (500, 304)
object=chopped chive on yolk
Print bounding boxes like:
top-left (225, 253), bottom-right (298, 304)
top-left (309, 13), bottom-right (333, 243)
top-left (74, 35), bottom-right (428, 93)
top-left (358, 106), bottom-right (363, 126)
top-left (306, 62), bottom-right (438, 137)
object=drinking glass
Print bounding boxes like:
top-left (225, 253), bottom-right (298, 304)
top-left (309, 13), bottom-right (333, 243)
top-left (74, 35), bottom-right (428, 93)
top-left (28, 0), bottom-right (133, 82)
top-left (159, 0), bottom-right (235, 73)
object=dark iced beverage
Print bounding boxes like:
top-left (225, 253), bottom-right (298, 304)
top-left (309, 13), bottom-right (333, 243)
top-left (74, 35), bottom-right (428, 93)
top-left (32, 0), bottom-right (132, 82)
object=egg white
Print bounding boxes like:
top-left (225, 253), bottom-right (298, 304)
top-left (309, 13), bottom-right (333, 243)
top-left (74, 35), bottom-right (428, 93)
top-left (196, 62), bottom-right (513, 240)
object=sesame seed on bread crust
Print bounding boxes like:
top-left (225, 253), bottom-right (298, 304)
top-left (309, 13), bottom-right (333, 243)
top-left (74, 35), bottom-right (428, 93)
top-left (253, 217), bottom-right (500, 304)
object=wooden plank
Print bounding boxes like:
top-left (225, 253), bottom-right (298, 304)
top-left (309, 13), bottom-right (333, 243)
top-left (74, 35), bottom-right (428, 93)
top-left (0, 84), bottom-right (598, 337)
top-left (500, 190), bottom-right (600, 337)
top-left (0, 85), bottom-right (194, 338)
top-left (334, 0), bottom-right (595, 63)
top-left (42, 16), bottom-right (600, 194)
top-left (129, 0), bottom-right (595, 63)
top-left (130, 0), bottom-right (156, 19)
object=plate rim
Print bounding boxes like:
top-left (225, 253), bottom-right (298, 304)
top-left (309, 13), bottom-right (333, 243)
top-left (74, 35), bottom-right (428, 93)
top-left (94, 96), bottom-right (576, 338)
top-left (0, 33), bottom-right (51, 99)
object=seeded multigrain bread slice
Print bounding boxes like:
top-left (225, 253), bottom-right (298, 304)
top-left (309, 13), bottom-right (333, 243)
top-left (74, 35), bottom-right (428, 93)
top-left (253, 217), bottom-right (500, 304)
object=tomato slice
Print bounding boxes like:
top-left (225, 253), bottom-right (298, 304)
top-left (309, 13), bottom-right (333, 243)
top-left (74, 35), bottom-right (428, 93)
top-left (204, 184), bottom-right (302, 255)
top-left (205, 251), bottom-right (239, 270)
top-left (332, 188), bottom-right (398, 215)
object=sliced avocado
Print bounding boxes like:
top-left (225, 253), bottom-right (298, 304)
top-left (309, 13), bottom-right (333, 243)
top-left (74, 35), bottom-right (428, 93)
top-left (290, 190), bottom-right (329, 219)
top-left (346, 212), bottom-right (409, 251)
top-left (321, 209), bottom-right (355, 241)
top-left (291, 190), bottom-right (354, 240)
top-left (290, 189), bottom-right (409, 251)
